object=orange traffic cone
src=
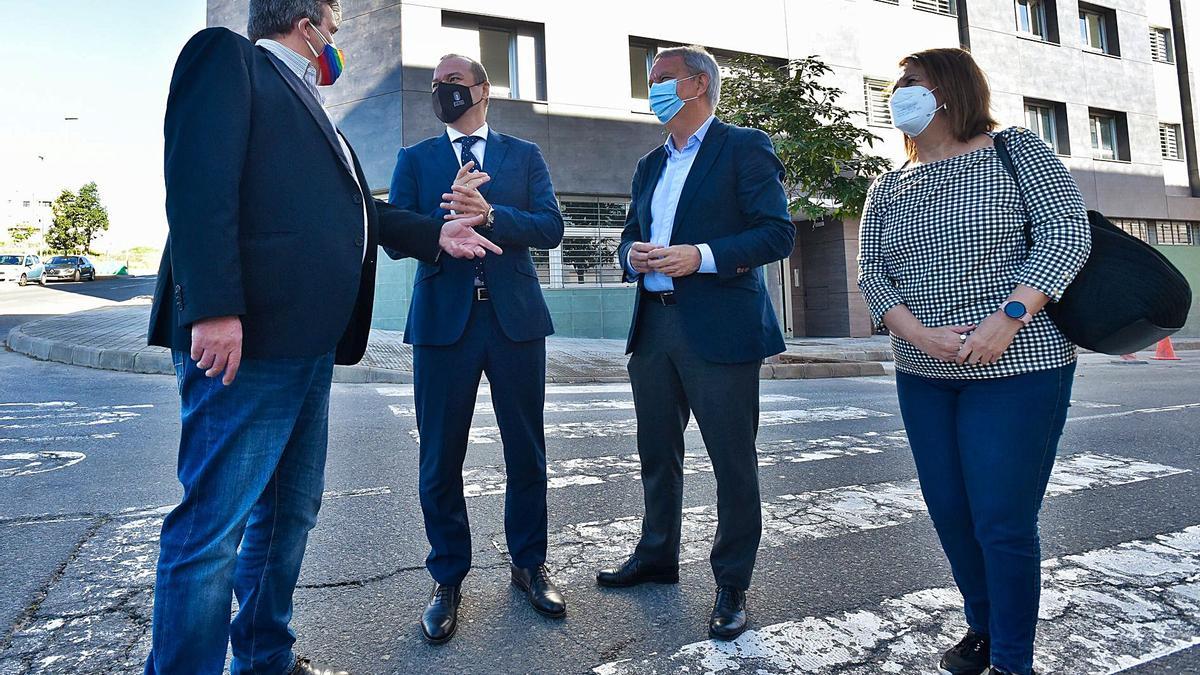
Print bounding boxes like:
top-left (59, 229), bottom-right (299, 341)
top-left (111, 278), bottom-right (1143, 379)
top-left (1152, 337), bottom-right (1181, 361)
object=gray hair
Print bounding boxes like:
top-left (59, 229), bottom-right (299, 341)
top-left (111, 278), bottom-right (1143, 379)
top-left (247, 0), bottom-right (341, 42)
top-left (439, 53), bottom-right (489, 85)
top-left (654, 45), bottom-right (721, 108)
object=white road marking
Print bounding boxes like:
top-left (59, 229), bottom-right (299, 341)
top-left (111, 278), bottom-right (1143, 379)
top-left (0, 452), bottom-right (87, 478)
top-left (1068, 402), bottom-right (1200, 423)
top-left (0, 433), bottom-right (119, 444)
top-left (1070, 400), bottom-right (1121, 409)
top-left (376, 383), bottom-right (637, 398)
top-left (0, 401), bottom-right (78, 409)
top-left (462, 432), bottom-right (909, 499)
top-left (540, 453), bottom-right (1187, 584)
top-left (592, 525), bottom-right (1200, 675)
top-left (389, 394), bottom-right (809, 417)
top-left (410, 407), bottom-right (894, 445)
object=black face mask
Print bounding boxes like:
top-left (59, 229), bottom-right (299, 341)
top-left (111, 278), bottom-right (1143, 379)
top-left (433, 81), bottom-right (482, 124)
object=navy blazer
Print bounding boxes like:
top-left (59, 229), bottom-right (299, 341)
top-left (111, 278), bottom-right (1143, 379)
top-left (147, 28), bottom-right (444, 365)
top-left (387, 130), bottom-right (564, 345)
top-left (618, 119), bottom-right (795, 364)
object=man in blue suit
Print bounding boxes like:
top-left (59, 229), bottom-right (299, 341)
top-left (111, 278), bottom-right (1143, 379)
top-left (595, 46), bottom-right (795, 641)
top-left (386, 53), bottom-right (566, 644)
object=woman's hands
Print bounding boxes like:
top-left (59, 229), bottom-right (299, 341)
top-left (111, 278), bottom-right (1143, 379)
top-left (955, 311), bottom-right (1022, 366)
top-left (912, 324), bottom-right (976, 362)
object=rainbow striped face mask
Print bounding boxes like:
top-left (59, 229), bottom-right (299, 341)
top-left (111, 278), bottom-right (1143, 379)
top-left (304, 23), bottom-right (345, 86)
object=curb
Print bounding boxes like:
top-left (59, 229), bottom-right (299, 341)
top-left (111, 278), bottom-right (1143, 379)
top-left (6, 321), bottom-right (889, 383)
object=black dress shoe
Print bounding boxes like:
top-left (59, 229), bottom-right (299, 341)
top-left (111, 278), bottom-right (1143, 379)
top-left (290, 657), bottom-right (349, 675)
top-left (421, 583), bottom-right (461, 644)
top-left (511, 564), bottom-right (567, 617)
top-left (596, 556), bottom-right (680, 588)
top-left (708, 586), bottom-right (748, 640)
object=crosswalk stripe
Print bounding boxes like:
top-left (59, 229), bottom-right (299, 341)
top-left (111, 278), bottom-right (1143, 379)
top-left (1067, 402), bottom-right (1200, 423)
top-left (592, 524), bottom-right (1200, 674)
top-left (389, 394), bottom-right (810, 417)
top-left (409, 407), bottom-right (894, 445)
top-left (376, 383), bottom-right (638, 398)
top-left (463, 432), bottom-right (910, 498)
top-left (533, 453), bottom-right (1187, 585)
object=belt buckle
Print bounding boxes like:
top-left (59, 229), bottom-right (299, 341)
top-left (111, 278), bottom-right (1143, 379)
top-left (659, 291), bottom-right (675, 306)
top-left (475, 287), bottom-right (490, 301)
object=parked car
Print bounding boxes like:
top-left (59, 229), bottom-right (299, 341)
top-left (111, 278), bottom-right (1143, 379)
top-left (0, 254), bottom-right (46, 287)
top-left (44, 255), bottom-right (97, 282)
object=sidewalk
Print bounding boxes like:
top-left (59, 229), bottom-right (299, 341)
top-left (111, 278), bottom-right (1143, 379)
top-left (6, 301), bottom-right (893, 383)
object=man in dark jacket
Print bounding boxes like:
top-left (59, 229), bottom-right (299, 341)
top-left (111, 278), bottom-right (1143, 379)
top-left (143, 2), bottom-right (497, 673)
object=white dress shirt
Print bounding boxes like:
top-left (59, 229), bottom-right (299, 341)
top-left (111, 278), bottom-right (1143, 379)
top-left (256, 39), bottom-right (369, 262)
top-left (447, 123), bottom-right (490, 169)
top-left (628, 115), bottom-right (718, 292)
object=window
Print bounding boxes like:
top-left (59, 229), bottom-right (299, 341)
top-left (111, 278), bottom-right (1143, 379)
top-left (1156, 221), bottom-right (1196, 246)
top-left (1024, 98), bottom-right (1070, 155)
top-left (1160, 123), bottom-right (1183, 160)
top-left (441, 12), bottom-right (546, 101)
top-left (864, 78), bottom-right (894, 127)
top-left (1089, 109), bottom-right (1129, 160)
top-left (1150, 26), bottom-right (1175, 63)
top-left (914, 0), bottom-right (957, 16)
top-left (1015, 0), bottom-right (1058, 42)
top-left (629, 43), bottom-right (654, 100)
top-left (21, 201), bottom-right (29, 208)
top-left (1112, 219), bottom-right (1151, 242)
top-left (627, 38), bottom-right (783, 107)
top-left (538, 197), bottom-right (630, 288)
top-left (1079, 4), bottom-right (1120, 56)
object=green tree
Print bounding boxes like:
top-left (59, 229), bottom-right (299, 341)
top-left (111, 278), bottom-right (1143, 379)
top-left (7, 224), bottom-right (37, 246)
top-left (717, 55), bottom-right (892, 220)
top-left (75, 182), bottom-right (110, 253)
top-left (46, 182), bottom-right (110, 254)
top-left (47, 188), bottom-right (82, 254)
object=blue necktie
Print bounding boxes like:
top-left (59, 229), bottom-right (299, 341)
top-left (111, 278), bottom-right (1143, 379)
top-left (457, 136), bottom-right (486, 286)
top-left (458, 135), bottom-right (483, 172)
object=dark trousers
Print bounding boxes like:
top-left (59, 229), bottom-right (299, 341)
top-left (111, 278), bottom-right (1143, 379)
top-left (896, 363), bottom-right (1075, 675)
top-left (146, 351), bottom-right (334, 675)
top-left (628, 300), bottom-right (762, 590)
top-left (413, 299), bottom-right (548, 586)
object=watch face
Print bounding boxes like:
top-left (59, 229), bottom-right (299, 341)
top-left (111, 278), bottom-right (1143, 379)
top-left (1004, 301), bottom-right (1027, 319)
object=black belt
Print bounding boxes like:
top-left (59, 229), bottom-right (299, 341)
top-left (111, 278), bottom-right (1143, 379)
top-left (641, 290), bottom-right (677, 306)
top-left (474, 287), bottom-right (490, 301)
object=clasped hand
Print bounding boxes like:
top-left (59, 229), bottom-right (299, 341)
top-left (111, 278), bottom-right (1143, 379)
top-left (438, 161), bottom-right (501, 259)
top-left (629, 242), bottom-right (701, 277)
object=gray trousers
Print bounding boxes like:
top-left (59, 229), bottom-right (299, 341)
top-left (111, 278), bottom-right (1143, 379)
top-left (627, 300), bottom-right (763, 589)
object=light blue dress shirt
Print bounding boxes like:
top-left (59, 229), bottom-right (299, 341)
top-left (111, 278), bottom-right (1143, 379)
top-left (629, 115), bottom-right (719, 292)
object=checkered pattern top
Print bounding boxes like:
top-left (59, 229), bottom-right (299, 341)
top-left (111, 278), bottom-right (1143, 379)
top-left (857, 127), bottom-right (1092, 380)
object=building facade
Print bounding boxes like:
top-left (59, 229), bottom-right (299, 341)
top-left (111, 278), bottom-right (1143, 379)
top-left (206, 0), bottom-right (1200, 339)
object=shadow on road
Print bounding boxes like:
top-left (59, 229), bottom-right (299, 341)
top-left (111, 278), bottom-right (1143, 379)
top-left (29, 275), bottom-right (158, 303)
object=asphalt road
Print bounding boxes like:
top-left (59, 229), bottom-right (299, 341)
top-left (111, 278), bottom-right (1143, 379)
top-left (0, 280), bottom-right (1198, 674)
top-left (0, 276), bottom-right (159, 339)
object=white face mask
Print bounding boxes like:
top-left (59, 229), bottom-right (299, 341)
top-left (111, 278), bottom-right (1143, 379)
top-left (889, 85), bottom-right (945, 137)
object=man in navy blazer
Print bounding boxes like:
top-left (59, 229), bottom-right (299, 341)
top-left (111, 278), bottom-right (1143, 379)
top-left (144, 3), bottom-right (497, 674)
top-left (595, 46), bottom-right (795, 641)
top-left (386, 53), bottom-right (565, 644)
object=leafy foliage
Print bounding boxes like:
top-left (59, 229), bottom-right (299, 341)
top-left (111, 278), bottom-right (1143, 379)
top-left (47, 182), bottom-right (110, 254)
top-left (718, 55), bottom-right (892, 220)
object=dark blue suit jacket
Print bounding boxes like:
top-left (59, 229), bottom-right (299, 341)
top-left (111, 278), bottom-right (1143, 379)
top-left (148, 28), bottom-right (443, 365)
top-left (618, 119), bottom-right (795, 364)
top-left (387, 130), bottom-right (564, 345)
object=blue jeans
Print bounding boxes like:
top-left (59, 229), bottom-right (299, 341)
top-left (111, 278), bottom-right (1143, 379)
top-left (896, 363), bottom-right (1075, 675)
top-left (145, 351), bottom-right (334, 675)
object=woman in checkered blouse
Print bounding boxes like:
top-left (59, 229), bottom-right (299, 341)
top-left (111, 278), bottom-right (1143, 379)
top-left (857, 49), bottom-right (1091, 675)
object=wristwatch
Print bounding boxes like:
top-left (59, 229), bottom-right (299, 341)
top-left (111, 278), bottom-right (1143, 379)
top-left (1000, 300), bottom-right (1032, 327)
top-left (485, 206), bottom-right (496, 228)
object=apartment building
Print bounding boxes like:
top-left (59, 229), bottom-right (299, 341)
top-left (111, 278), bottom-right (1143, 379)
top-left (206, 0), bottom-right (1200, 339)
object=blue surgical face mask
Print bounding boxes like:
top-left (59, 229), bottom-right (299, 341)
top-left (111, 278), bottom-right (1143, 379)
top-left (889, 85), bottom-right (945, 137)
top-left (649, 73), bottom-right (701, 124)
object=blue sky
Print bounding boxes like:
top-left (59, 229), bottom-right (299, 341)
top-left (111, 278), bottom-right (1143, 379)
top-left (1, 1), bottom-right (207, 250)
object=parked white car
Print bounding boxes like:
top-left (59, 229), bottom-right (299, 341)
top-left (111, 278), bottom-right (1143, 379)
top-left (0, 254), bottom-right (46, 286)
